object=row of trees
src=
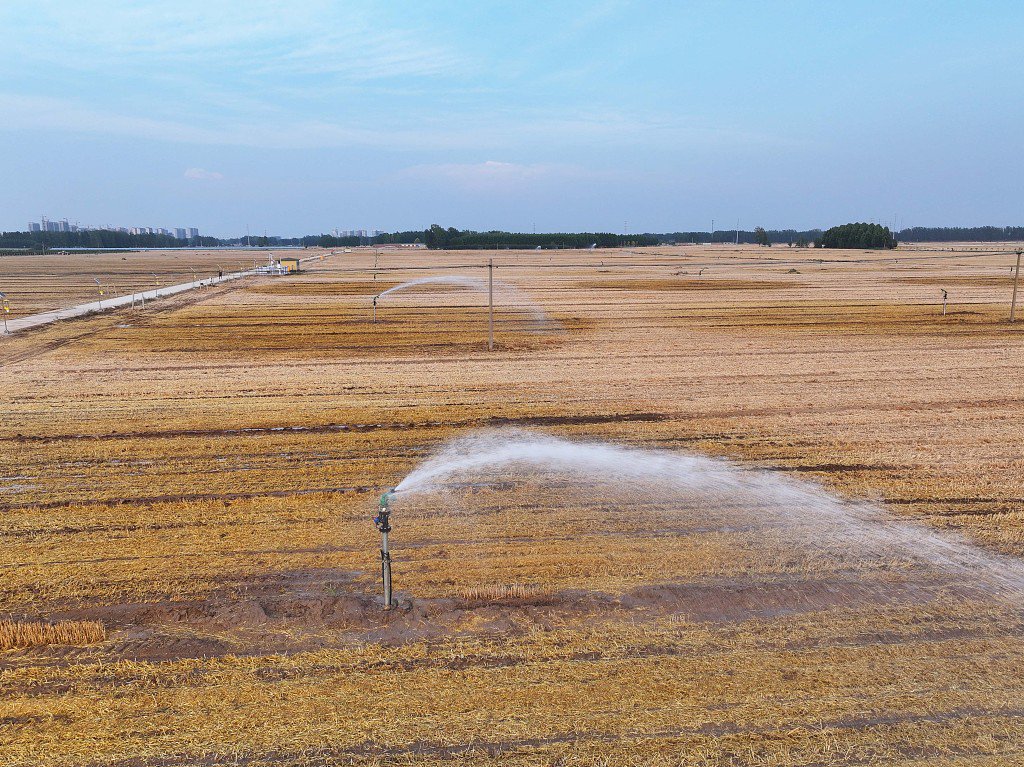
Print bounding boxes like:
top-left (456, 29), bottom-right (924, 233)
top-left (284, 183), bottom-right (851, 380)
top-left (302, 230), bottom-right (427, 248)
top-left (0, 230), bottom-right (218, 250)
top-left (819, 223), bottom-right (896, 249)
top-left (8, 223), bottom-right (1020, 253)
top-left (230, 228), bottom-right (659, 250)
top-left (421, 225), bottom-right (657, 249)
top-left (652, 229), bottom-right (824, 246)
top-left (896, 226), bottom-right (1024, 242)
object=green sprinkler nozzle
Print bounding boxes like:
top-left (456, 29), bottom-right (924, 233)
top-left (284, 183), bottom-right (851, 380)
top-left (375, 489), bottom-right (395, 531)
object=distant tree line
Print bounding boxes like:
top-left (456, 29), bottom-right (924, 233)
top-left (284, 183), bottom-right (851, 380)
top-left (0, 229), bottom-right (218, 250)
top-left (820, 223), bottom-right (895, 249)
top-left (5, 223), bottom-right (1022, 253)
top-left (896, 226), bottom-right (1024, 242)
top-left (651, 229), bottom-right (824, 246)
top-left (419, 225), bottom-right (656, 249)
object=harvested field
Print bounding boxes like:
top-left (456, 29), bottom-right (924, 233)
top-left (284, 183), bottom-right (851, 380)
top-left (2, 243), bottom-right (1024, 765)
top-left (0, 248), bottom-right (271, 319)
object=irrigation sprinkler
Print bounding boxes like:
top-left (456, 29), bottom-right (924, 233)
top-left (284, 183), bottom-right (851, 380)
top-left (941, 289), bottom-right (948, 316)
top-left (190, 267), bottom-right (197, 288)
top-left (372, 295), bottom-right (378, 323)
top-left (1011, 250), bottom-right (1022, 323)
top-left (0, 292), bottom-right (10, 334)
top-left (93, 278), bottom-right (104, 310)
top-left (488, 259), bottom-right (494, 351)
top-left (374, 490), bottom-right (396, 610)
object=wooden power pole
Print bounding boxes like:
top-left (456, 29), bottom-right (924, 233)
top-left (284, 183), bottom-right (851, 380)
top-left (488, 259), bottom-right (494, 351)
top-left (1011, 250), bottom-right (1022, 323)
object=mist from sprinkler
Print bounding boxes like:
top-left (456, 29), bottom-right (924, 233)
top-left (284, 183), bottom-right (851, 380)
top-left (377, 428), bottom-right (1024, 604)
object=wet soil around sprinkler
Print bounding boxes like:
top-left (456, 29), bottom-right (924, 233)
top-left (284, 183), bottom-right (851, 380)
top-left (7, 567), bottom-right (980, 664)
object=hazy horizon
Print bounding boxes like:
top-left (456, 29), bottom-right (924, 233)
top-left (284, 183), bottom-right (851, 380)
top-left (3, 1), bottom-right (1023, 237)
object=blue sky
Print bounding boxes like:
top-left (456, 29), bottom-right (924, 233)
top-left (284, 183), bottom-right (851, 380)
top-left (2, 0), bottom-right (1022, 236)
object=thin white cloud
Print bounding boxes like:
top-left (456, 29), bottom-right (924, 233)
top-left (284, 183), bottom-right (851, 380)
top-left (0, 93), bottom-right (788, 155)
top-left (1, 1), bottom-right (465, 82)
top-left (396, 161), bottom-right (621, 192)
top-left (402, 161), bottom-right (551, 189)
top-left (184, 167), bottom-right (224, 181)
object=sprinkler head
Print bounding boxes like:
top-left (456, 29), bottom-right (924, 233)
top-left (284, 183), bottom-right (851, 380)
top-left (374, 489), bottom-right (396, 532)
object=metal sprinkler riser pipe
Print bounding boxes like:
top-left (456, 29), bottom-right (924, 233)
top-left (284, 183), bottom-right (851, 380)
top-left (375, 490), bottom-right (397, 609)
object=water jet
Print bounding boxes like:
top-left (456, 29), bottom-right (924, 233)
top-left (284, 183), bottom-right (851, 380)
top-left (380, 428), bottom-right (1024, 602)
top-left (371, 274), bottom-right (550, 328)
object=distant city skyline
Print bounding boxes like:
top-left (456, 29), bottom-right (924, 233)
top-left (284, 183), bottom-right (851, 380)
top-left (3, 2), bottom-right (1023, 237)
top-left (27, 217), bottom-right (199, 239)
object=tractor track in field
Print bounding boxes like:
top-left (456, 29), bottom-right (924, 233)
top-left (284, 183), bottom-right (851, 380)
top-left (0, 411), bottom-right (670, 444)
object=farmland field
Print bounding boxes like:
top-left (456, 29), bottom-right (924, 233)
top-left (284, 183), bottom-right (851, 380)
top-left (0, 249), bottom-right (277, 319)
top-left (3, 243), bottom-right (1024, 766)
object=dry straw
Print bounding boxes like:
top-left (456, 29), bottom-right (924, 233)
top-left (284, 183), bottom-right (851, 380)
top-left (458, 583), bottom-right (553, 603)
top-left (0, 619), bottom-right (106, 650)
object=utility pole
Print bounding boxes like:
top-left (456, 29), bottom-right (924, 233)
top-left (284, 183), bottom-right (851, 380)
top-left (1011, 249), bottom-right (1022, 322)
top-left (735, 219), bottom-right (739, 246)
top-left (488, 259), bottom-right (494, 351)
top-left (941, 289), bottom-right (948, 316)
top-left (0, 292), bottom-right (9, 335)
top-left (711, 219), bottom-right (714, 244)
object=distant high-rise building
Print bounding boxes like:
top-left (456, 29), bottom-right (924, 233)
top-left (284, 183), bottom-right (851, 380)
top-left (174, 228), bottom-right (186, 239)
top-left (187, 227), bottom-right (199, 238)
top-left (28, 222), bottom-right (41, 233)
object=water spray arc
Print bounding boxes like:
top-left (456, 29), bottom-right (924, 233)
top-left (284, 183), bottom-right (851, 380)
top-left (388, 429), bottom-right (1024, 600)
top-left (370, 274), bottom-right (550, 328)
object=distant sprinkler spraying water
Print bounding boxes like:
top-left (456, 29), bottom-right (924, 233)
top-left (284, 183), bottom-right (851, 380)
top-left (371, 275), bottom-right (550, 326)
top-left (383, 429), bottom-right (1024, 600)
